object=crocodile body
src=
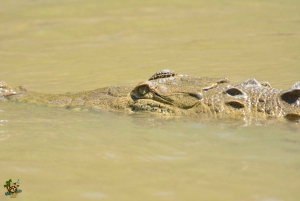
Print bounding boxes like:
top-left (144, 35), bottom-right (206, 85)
top-left (1, 70), bottom-right (299, 123)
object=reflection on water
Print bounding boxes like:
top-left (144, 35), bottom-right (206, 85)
top-left (1, 101), bottom-right (300, 200)
top-left (1, 0), bottom-right (300, 200)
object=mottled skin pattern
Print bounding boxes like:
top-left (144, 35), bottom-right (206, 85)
top-left (1, 70), bottom-right (299, 123)
top-left (191, 80), bottom-right (300, 122)
top-left (2, 84), bottom-right (135, 111)
top-left (130, 72), bottom-right (300, 122)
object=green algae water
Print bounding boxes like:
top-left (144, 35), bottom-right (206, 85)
top-left (1, 0), bottom-right (300, 200)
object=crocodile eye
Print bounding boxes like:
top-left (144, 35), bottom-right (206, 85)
top-left (138, 85), bottom-right (149, 95)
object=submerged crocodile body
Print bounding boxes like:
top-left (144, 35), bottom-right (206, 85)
top-left (1, 70), bottom-right (300, 123)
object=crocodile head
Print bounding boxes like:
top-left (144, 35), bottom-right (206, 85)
top-left (129, 70), bottom-right (300, 122)
top-left (131, 81), bottom-right (203, 109)
top-left (129, 69), bottom-right (229, 115)
top-left (1, 69), bottom-right (299, 122)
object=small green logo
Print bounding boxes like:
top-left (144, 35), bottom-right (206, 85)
top-left (3, 179), bottom-right (22, 198)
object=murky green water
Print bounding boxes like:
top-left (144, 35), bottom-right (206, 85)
top-left (1, 0), bottom-right (300, 200)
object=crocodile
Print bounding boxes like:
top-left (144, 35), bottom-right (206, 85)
top-left (1, 70), bottom-right (299, 123)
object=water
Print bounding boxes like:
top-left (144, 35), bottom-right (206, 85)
top-left (1, 0), bottom-right (300, 200)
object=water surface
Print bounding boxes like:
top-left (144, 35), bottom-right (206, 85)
top-left (1, 0), bottom-right (300, 200)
